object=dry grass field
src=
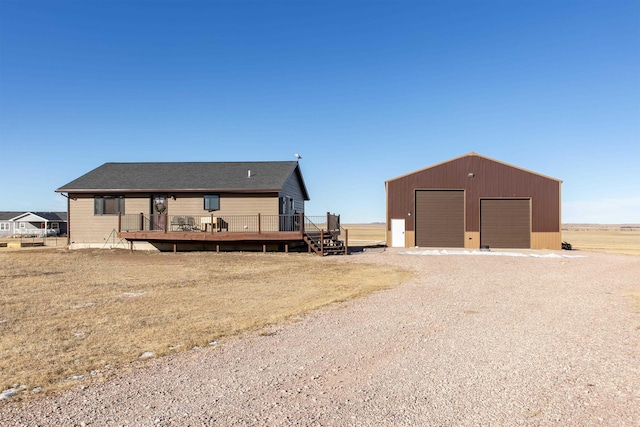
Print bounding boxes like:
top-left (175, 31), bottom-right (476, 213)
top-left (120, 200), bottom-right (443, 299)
top-left (343, 223), bottom-right (386, 246)
top-left (0, 249), bottom-right (410, 399)
top-left (562, 224), bottom-right (640, 256)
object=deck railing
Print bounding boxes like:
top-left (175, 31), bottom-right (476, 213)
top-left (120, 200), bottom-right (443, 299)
top-left (119, 213), bottom-right (307, 234)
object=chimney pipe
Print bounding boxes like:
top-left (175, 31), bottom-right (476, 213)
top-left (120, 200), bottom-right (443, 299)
top-left (247, 169), bottom-right (251, 178)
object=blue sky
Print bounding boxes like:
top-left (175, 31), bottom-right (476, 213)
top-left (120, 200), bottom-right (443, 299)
top-left (1, 0), bottom-right (638, 224)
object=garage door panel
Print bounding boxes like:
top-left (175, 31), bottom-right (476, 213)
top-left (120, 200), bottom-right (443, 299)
top-left (415, 190), bottom-right (464, 247)
top-left (481, 199), bottom-right (530, 248)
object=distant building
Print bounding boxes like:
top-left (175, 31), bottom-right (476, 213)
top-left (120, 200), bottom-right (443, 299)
top-left (0, 211), bottom-right (68, 237)
top-left (385, 153), bottom-right (562, 249)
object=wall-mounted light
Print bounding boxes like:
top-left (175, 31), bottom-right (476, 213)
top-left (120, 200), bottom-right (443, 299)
top-left (468, 172), bottom-right (475, 178)
top-left (170, 195), bottom-right (176, 200)
top-left (408, 211), bottom-right (412, 216)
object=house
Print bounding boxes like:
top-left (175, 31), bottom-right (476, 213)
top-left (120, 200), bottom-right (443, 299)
top-left (0, 211), bottom-right (68, 238)
top-left (385, 152), bottom-right (562, 250)
top-left (56, 161), bottom-right (346, 254)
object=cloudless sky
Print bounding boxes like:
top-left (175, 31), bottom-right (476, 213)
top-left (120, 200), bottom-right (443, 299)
top-left (1, 0), bottom-right (638, 223)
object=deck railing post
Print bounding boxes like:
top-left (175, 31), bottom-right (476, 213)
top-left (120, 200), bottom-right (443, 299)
top-left (139, 212), bottom-right (144, 231)
top-left (344, 228), bottom-right (349, 255)
top-left (118, 212), bottom-right (122, 233)
top-left (300, 212), bottom-right (304, 234)
top-left (164, 213), bottom-right (168, 233)
top-left (258, 213), bottom-right (261, 234)
top-left (320, 230), bottom-right (324, 255)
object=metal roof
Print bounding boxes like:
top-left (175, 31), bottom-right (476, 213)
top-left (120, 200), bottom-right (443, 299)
top-left (386, 152), bottom-right (562, 184)
top-left (56, 161), bottom-right (309, 200)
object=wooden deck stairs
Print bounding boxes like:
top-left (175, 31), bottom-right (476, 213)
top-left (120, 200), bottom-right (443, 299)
top-left (303, 213), bottom-right (347, 256)
top-left (303, 230), bottom-right (347, 256)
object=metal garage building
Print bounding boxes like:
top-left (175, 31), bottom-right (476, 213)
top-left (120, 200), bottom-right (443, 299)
top-left (385, 153), bottom-right (562, 250)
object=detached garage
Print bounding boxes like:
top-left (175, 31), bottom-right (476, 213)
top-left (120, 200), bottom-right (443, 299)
top-left (386, 153), bottom-right (562, 250)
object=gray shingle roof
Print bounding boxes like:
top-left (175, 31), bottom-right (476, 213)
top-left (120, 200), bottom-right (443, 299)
top-left (33, 212), bottom-right (68, 221)
top-left (56, 161), bottom-right (309, 199)
top-left (0, 212), bottom-right (67, 221)
top-left (0, 212), bottom-right (22, 221)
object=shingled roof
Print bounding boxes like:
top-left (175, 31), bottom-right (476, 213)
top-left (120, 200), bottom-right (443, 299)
top-left (0, 212), bottom-right (67, 221)
top-left (56, 161), bottom-right (309, 200)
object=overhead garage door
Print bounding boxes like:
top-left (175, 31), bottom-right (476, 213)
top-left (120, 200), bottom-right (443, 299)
top-left (415, 190), bottom-right (464, 247)
top-left (480, 199), bottom-right (531, 248)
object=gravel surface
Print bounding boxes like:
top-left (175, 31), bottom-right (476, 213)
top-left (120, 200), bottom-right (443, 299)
top-left (1, 249), bottom-right (639, 426)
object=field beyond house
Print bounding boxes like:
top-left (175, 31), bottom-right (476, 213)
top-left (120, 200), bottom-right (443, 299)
top-left (0, 249), bottom-right (410, 399)
top-left (345, 223), bottom-right (640, 256)
top-left (562, 224), bottom-right (640, 256)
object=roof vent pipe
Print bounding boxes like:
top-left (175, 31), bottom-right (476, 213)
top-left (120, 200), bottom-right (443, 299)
top-left (247, 169), bottom-right (251, 178)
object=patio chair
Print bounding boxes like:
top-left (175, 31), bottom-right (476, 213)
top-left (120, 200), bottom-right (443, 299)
top-left (186, 216), bottom-right (200, 231)
top-left (171, 216), bottom-right (186, 231)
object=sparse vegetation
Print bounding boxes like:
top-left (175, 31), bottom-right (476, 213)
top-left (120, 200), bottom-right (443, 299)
top-left (0, 249), bottom-right (410, 398)
top-left (562, 225), bottom-right (640, 256)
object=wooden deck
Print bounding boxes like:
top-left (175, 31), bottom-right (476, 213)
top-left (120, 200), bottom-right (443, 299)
top-left (116, 213), bottom-right (347, 255)
top-left (118, 230), bottom-right (304, 242)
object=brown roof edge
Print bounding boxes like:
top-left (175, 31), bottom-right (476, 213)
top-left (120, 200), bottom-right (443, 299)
top-left (385, 152), bottom-right (563, 184)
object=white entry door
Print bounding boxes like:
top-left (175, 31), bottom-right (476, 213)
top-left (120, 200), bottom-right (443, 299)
top-left (391, 219), bottom-right (405, 247)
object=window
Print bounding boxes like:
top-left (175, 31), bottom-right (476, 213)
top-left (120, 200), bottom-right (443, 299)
top-left (0, 223), bottom-right (8, 231)
top-left (94, 196), bottom-right (124, 215)
top-left (204, 195), bottom-right (220, 211)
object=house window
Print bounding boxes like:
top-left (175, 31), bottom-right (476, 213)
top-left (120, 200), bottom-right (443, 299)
top-left (94, 196), bottom-right (124, 215)
top-left (204, 195), bottom-right (220, 211)
top-left (0, 223), bottom-right (8, 231)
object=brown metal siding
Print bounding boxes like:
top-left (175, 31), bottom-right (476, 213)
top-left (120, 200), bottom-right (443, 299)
top-left (386, 154), bottom-right (561, 234)
top-left (480, 199), bottom-right (531, 248)
top-left (415, 190), bottom-right (464, 247)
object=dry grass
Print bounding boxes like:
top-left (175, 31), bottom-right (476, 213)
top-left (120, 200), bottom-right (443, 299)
top-left (562, 225), bottom-right (640, 256)
top-left (0, 249), bottom-right (410, 398)
top-left (343, 223), bottom-right (386, 245)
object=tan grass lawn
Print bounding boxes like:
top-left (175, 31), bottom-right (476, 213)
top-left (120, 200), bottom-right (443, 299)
top-left (562, 229), bottom-right (640, 256)
top-left (343, 223), bottom-right (386, 245)
top-left (0, 249), bottom-right (410, 398)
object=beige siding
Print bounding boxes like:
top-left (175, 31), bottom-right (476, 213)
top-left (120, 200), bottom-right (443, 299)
top-left (68, 195), bottom-right (120, 244)
top-left (531, 232), bottom-right (562, 250)
top-left (126, 196), bottom-right (150, 215)
top-left (69, 192), bottom-right (280, 245)
top-left (405, 230), bottom-right (415, 248)
top-left (166, 194), bottom-right (279, 217)
top-left (464, 231), bottom-right (480, 249)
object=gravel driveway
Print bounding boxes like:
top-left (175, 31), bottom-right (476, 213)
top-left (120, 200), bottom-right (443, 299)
top-left (2, 249), bottom-right (639, 426)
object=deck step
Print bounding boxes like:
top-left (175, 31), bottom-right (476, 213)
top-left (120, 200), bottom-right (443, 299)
top-left (303, 234), bottom-right (346, 256)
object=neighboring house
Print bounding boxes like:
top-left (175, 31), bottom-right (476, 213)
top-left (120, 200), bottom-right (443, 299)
top-left (56, 161), bottom-right (346, 254)
top-left (385, 152), bottom-right (562, 250)
top-left (0, 211), bottom-right (68, 238)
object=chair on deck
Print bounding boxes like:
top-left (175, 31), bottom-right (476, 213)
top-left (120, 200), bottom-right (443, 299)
top-left (185, 216), bottom-right (200, 231)
top-left (171, 216), bottom-right (186, 231)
